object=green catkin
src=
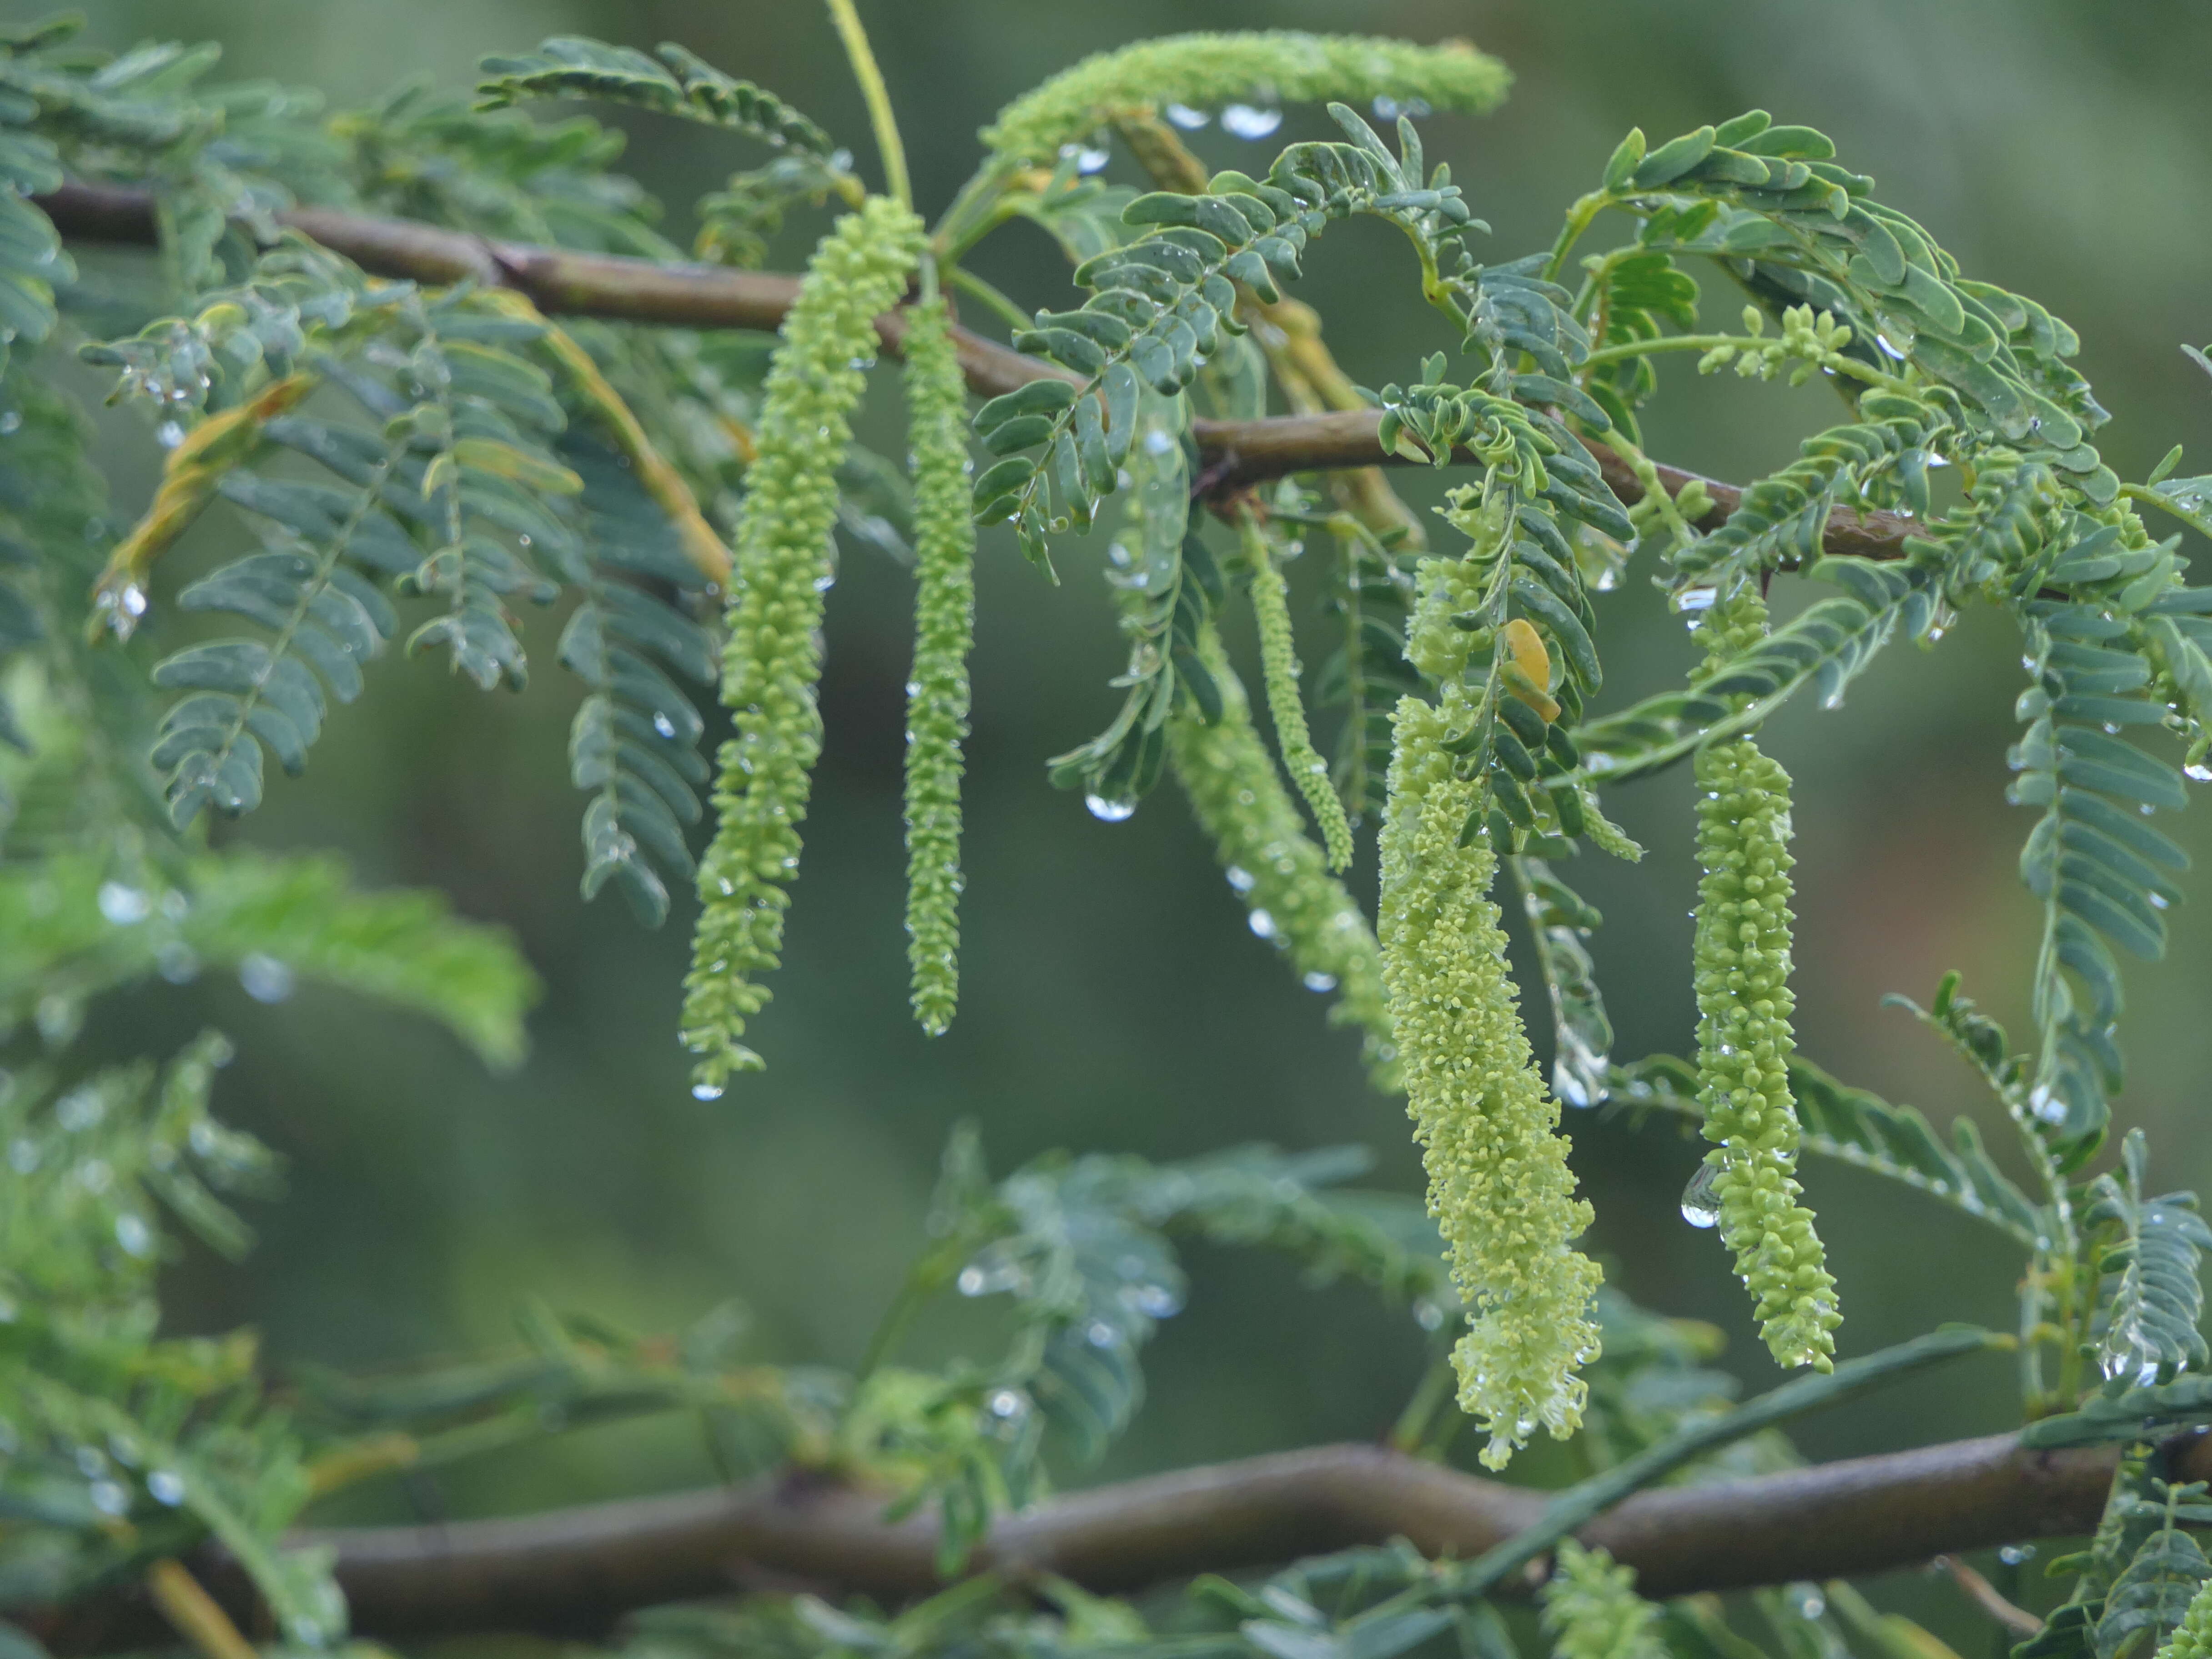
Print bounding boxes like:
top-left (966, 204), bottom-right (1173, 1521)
top-left (896, 290), bottom-right (975, 1037)
top-left (1540, 1542), bottom-right (1666, 1659)
top-left (2158, 1577), bottom-right (2212, 1659)
top-left (680, 196), bottom-right (924, 1091)
top-left (1690, 584), bottom-right (1840, 1370)
top-left (1380, 550), bottom-right (1601, 1466)
top-left (1169, 623), bottom-right (1397, 1091)
top-left (1244, 516), bottom-right (1355, 872)
top-left (981, 31), bottom-right (1511, 162)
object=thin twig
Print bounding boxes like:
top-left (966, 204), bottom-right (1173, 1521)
top-left (1936, 1554), bottom-right (2045, 1637)
top-left (144, 1560), bottom-right (259, 1659)
top-left (35, 182), bottom-right (1919, 563)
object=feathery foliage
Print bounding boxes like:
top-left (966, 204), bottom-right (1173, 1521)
top-left (6, 12), bottom-right (2212, 1655)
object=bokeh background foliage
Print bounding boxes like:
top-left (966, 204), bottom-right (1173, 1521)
top-left (15, 0), bottom-right (2212, 1633)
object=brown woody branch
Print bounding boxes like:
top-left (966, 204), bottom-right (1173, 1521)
top-left (31, 1430), bottom-right (2207, 1651)
top-left (35, 182), bottom-right (1916, 561)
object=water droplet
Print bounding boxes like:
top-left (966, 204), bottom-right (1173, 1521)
top-left (691, 1080), bottom-right (724, 1101)
top-left (57, 1087), bottom-right (103, 1132)
top-left (1999, 1543), bottom-right (2036, 1566)
top-left (1553, 1034), bottom-right (1610, 1108)
top-left (2151, 891), bottom-right (2172, 910)
top-left (1226, 865), bottom-right (1256, 893)
top-left (114, 1213), bottom-right (152, 1257)
top-left (1794, 1588), bottom-right (1826, 1621)
top-left (1875, 333), bottom-right (1906, 361)
top-left (89, 1480), bottom-right (129, 1517)
top-left (1057, 143), bottom-right (1111, 174)
top-left (97, 883), bottom-right (151, 925)
top-left (1086, 1319), bottom-right (1118, 1347)
top-left (2027, 1083), bottom-right (2066, 1124)
top-left (1372, 95), bottom-right (1431, 121)
top-left (958, 1266), bottom-right (988, 1296)
top-left (1679, 1162), bottom-right (1723, 1228)
top-left (813, 573), bottom-right (835, 593)
top-left (1164, 102), bottom-right (1210, 130)
top-left (1593, 566), bottom-right (1621, 593)
top-left (2186, 761), bottom-right (2212, 783)
top-left (1123, 1282), bottom-right (1183, 1318)
top-left (1248, 909), bottom-right (1278, 940)
top-left (1142, 428), bottom-right (1174, 457)
top-left (155, 419), bottom-right (183, 448)
top-left (988, 1388), bottom-right (1028, 1419)
top-left (147, 1469), bottom-right (186, 1507)
top-left (1673, 585), bottom-right (1719, 614)
top-left (1821, 685), bottom-right (1847, 711)
top-left (1414, 1298), bottom-right (1447, 1331)
top-left (1220, 103), bottom-right (1282, 140)
top-left (1302, 970), bottom-right (1337, 992)
top-left (653, 711), bottom-right (678, 739)
top-left (1085, 793), bottom-right (1137, 822)
top-left (238, 954), bottom-right (294, 1004)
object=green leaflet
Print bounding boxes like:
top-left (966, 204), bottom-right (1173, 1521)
top-left (971, 108), bottom-right (1495, 568)
top-left (477, 36), bottom-right (844, 162)
top-left (980, 30), bottom-right (1509, 162)
top-left (1380, 684), bottom-right (1601, 1468)
top-left (1245, 513), bottom-right (1354, 870)
top-left (1689, 585), bottom-right (1838, 1372)
top-left (0, 1033), bottom-right (337, 1639)
top-left (0, 850), bottom-right (539, 1070)
top-left (2086, 1130), bottom-right (2212, 1388)
top-left (680, 195), bottom-right (925, 1091)
top-left (898, 292), bottom-right (977, 1037)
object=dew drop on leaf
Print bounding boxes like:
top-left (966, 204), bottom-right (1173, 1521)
top-left (238, 954), bottom-right (295, 1004)
top-left (1220, 103), bottom-right (1282, 140)
top-left (1084, 793), bottom-right (1137, 822)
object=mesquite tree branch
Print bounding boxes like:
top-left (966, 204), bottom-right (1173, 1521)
top-left (34, 182), bottom-right (1916, 561)
top-left (30, 1430), bottom-right (2208, 1651)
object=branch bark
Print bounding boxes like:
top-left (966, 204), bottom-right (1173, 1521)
top-left (35, 182), bottom-right (1915, 561)
top-left (31, 1430), bottom-right (2201, 1651)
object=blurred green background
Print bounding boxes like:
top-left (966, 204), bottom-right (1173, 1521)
top-left (17, 0), bottom-right (2212, 1630)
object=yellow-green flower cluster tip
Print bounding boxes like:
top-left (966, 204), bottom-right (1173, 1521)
top-left (897, 292), bottom-right (976, 1037)
top-left (1540, 1542), bottom-right (1666, 1659)
top-left (2157, 1575), bottom-right (2212, 1659)
top-left (681, 196), bottom-right (924, 1091)
top-left (1691, 584), bottom-right (1839, 1370)
top-left (1380, 558), bottom-right (1601, 1465)
top-left (982, 31), bottom-right (1510, 162)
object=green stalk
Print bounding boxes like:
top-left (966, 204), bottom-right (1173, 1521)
top-left (823, 0), bottom-right (911, 210)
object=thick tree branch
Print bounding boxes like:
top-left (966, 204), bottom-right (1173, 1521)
top-left (31, 1430), bottom-right (2205, 1651)
top-left (35, 181), bottom-right (1915, 562)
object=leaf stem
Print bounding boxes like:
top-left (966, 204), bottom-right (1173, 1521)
top-left (823, 0), bottom-right (910, 210)
top-left (946, 263), bottom-right (1034, 334)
